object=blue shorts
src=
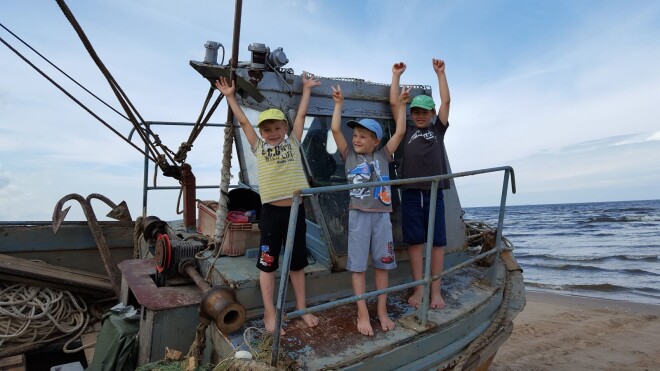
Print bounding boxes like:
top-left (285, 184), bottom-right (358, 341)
top-left (401, 189), bottom-right (447, 247)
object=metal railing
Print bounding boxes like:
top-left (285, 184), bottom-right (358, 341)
top-left (270, 166), bottom-right (516, 366)
top-left (128, 121), bottom-right (230, 218)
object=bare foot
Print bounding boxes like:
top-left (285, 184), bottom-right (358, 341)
top-left (357, 312), bottom-right (374, 336)
top-left (302, 313), bottom-right (319, 328)
top-left (430, 293), bottom-right (445, 309)
top-left (407, 287), bottom-right (424, 308)
top-left (379, 314), bottom-right (396, 332)
top-left (264, 311), bottom-right (286, 336)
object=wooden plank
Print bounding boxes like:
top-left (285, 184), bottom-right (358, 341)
top-left (0, 354), bottom-right (25, 371)
top-left (0, 254), bottom-right (113, 294)
top-left (82, 332), bottom-right (99, 364)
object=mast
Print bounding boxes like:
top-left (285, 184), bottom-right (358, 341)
top-left (213, 0), bottom-right (243, 247)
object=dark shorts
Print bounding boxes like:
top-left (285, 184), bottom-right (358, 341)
top-left (401, 189), bottom-right (447, 247)
top-left (257, 203), bottom-right (308, 273)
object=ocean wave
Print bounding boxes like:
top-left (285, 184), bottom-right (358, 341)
top-left (523, 262), bottom-right (660, 276)
top-left (601, 207), bottom-right (654, 213)
top-left (525, 282), bottom-right (628, 293)
top-left (520, 254), bottom-right (659, 262)
top-left (579, 215), bottom-right (660, 223)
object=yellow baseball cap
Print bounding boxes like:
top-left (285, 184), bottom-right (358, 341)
top-left (257, 108), bottom-right (287, 126)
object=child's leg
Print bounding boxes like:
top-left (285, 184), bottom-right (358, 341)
top-left (430, 191), bottom-right (447, 309)
top-left (375, 268), bottom-right (395, 331)
top-left (259, 271), bottom-right (285, 335)
top-left (407, 243), bottom-right (425, 308)
top-left (352, 271), bottom-right (373, 336)
top-left (402, 189), bottom-right (427, 308)
top-left (430, 247), bottom-right (445, 309)
top-left (289, 269), bottom-right (319, 328)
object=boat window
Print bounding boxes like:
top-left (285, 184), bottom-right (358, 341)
top-left (300, 114), bottom-right (405, 258)
top-left (300, 115), bottom-right (402, 188)
top-left (233, 107), bottom-right (260, 189)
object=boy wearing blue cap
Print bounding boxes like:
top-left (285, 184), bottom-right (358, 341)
top-left (330, 84), bottom-right (410, 336)
top-left (215, 72), bottom-right (320, 335)
top-left (390, 59), bottom-right (451, 310)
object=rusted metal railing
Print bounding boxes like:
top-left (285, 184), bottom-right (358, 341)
top-left (270, 166), bottom-right (516, 366)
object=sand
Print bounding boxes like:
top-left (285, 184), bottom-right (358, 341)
top-left (490, 290), bottom-right (660, 370)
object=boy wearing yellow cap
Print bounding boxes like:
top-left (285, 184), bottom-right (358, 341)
top-left (215, 72), bottom-right (320, 335)
top-left (329, 84), bottom-right (410, 336)
top-left (390, 59), bottom-right (451, 310)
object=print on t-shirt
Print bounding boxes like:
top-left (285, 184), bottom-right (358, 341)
top-left (347, 157), bottom-right (391, 206)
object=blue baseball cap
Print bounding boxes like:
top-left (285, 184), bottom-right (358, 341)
top-left (346, 118), bottom-right (382, 140)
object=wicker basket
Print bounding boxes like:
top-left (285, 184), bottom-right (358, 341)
top-left (219, 222), bottom-right (261, 256)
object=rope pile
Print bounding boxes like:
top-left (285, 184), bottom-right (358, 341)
top-left (213, 327), bottom-right (290, 371)
top-left (0, 283), bottom-right (90, 357)
top-left (465, 220), bottom-right (514, 250)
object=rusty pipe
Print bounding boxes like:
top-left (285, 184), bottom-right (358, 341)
top-left (181, 163), bottom-right (196, 230)
top-left (181, 261), bottom-right (246, 334)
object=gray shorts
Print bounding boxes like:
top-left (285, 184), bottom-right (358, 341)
top-left (347, 209), bottom-right (397, 272)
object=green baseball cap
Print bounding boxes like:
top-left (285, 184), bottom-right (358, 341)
top-left (410, 95), bottom-right (435, 111)
top-left (257, 108), bottom-right (287, 126)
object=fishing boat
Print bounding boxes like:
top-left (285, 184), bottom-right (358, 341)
top-left (0, 1), bottom-right (525, 369)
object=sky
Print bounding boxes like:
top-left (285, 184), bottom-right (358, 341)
top-left (1, 0), bottom-right (659, 221)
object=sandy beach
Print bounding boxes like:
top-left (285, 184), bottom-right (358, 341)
top-left (490, 290), bottom-right (660, 370)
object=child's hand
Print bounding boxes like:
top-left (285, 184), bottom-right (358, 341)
top-left (215, 77), bottom-right (235, 96)
top-left (302, 71), bottom-right (321, 89)
top-left (331, 85), bottom-right (343, 104)
top-left (432, 58), bottom-right (445, 73)
top-left (392, 62), bottom-right (406, 76)
top-left (398, 86), bottom-right (412, 104)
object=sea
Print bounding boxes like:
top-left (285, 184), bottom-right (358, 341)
top-left (463, 199), bottom-right (660, 305)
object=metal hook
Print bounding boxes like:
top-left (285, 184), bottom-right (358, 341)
top-left (52, 193), bottom-right (128, 298)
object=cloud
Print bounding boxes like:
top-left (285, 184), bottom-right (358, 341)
top-left (1, 1), bottom-right (660, 220)
top-left (456, 132), bottom-right (660, 207)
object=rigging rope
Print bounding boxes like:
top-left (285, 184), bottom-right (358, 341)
top-left (55, 0), bottom-right (182, 177)
top-left (0, 33), bottom-right (151, 160)
top-left (0, 21), bottom-right (129, 122)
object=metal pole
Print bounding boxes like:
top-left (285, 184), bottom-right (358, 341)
top-left (495, 170), bottom-right (510, 252)
top-left (142, 133), bottom-right (149, 217)
top-left (418, 180), bottom-right (438, 327)
top-left (214, 0), bottom-right (243, 246)
top-left (270, 193), bottom-right (301, 367)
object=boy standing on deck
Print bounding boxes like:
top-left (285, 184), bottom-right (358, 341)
top-left (215, 72), bottom-right (320, 335)
top-left (390, 59), bottom-right (451, 310)
top-left (330, 84), bottom-right (410, 336)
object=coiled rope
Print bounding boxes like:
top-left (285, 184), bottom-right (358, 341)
top-left (451, 272), bottom-right (512, 370)
top-left (438, 219), bottom-right (516, 370)
top-left (465, 220), bottom-right (514, 250)
top-left (0, 283), bottom-right (90, 357)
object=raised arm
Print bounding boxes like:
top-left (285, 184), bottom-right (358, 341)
top-left (215, 77), bottom-right (258, 147)
top-left (330, 85), bottom-right (348, 156)
top-left (389, 62), bottom-right (406, 119)
top-left (385, 86), bottom-right (411, 155)
top-left (292, 71), bottom-right (321, 141)
top-left (433, 58), bottom-right (451, 126)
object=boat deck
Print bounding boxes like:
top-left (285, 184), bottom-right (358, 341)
top-left (219, 263), bottom-right (500, 370)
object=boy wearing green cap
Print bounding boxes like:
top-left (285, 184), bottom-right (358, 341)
top-left (390, 59), bottom-right (451, 310)
top-left (215, 72), bottom-right (320, 335)
top-left (329, 84), bottom-right (410, 336)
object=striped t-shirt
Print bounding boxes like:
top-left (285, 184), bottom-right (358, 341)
top-left (252, 137), bottom-right (310, 204)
